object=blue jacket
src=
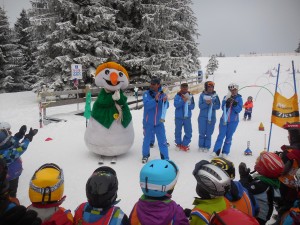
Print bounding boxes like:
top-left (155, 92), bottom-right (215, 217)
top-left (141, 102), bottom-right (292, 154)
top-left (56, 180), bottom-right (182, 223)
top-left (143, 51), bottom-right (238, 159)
top-left (199, 91), bottom-right (220, 120)
top-left (0, 136), bottom-right (30, 181)
top-left (174, 92), bottom-right (195, 119)
top-left (143, 89), bottom-right (169, 127)
top-left (221, 94), bottom-right (243, 122)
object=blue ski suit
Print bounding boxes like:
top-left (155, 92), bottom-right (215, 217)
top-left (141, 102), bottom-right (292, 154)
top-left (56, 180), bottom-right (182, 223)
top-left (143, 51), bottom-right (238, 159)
top-left (213, 94), bottom-right (243, 154)
top-left (198, 91), bottom-right (220, 149)
top-left (174, 92), bottom-right (195, 147)
top-left (142, 89), bottom-right (169, 159)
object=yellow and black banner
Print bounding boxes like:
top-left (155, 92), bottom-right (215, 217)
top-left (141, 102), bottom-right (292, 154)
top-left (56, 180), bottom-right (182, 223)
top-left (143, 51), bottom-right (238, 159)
top-left (271, 92), bottom-right (299, 127)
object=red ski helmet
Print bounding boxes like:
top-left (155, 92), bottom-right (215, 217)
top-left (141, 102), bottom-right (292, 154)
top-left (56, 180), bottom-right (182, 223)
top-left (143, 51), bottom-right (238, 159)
top-left (210, 208), bottom-right (259, 225)
top-left (283, 122), bottom-right (300, 146)
top-left (254, 152), bottom-right (284, 178)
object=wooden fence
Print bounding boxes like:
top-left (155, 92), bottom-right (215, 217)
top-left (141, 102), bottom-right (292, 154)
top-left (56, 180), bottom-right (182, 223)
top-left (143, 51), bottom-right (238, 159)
top-left (38, 76), bottom-right (203, 127)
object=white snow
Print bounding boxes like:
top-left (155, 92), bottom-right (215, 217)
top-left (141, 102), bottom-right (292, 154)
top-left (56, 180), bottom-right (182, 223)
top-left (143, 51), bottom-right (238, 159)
top-left (1, 55), bottom-right (300, 224)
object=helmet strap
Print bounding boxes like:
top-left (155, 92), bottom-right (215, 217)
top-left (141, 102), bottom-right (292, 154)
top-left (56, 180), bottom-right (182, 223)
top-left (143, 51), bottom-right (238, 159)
top-left (31, 195), bottom-right (66, 208)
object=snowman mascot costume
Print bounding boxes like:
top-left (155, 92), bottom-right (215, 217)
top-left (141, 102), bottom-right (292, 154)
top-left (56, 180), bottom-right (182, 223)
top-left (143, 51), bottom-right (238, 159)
top-left (84, 62), bottom-right (134, 160)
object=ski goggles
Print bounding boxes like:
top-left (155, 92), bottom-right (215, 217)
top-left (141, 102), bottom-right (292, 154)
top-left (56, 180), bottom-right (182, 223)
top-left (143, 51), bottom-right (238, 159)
top-left (228, 84), bottom-right (238, 90)
top-left (206, 81), bottom-right (215, 87)
top-left (140, 172), bottom-right (179, 193)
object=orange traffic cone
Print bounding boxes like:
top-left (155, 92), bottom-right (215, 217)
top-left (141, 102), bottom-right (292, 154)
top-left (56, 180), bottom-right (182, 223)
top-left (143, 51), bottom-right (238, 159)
top-left (259, 122), bottom-right (265, 131)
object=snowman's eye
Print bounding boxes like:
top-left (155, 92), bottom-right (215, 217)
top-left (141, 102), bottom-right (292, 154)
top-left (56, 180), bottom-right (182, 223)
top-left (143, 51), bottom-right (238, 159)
top-left (105, 70), bottom-right (110, 75)
top-left (119, 72), bottom-right (123, 77)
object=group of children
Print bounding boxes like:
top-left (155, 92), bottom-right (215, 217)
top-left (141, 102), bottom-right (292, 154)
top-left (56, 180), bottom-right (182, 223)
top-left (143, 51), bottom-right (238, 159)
top-left (2, 150), bottom-right (296, 225)
top-left (1, 121), bottom-right (300, 225)
top-left (2, 106), bottom-right (300, 225)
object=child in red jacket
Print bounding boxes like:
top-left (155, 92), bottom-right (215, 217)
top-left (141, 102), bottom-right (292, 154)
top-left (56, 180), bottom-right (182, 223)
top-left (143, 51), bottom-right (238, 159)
top-left (243, 96), bottom-right (253, 121)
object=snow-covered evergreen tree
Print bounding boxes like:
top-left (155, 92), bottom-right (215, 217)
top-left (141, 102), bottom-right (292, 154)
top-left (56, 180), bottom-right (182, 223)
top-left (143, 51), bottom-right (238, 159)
top-left (118, 0), bottom-right (200, 81)
top-left (296, 41), bottom-right (300, 53)
top-left (0, 7), bottom-right (29, 92)
top-left (206, 55), bottom-right (218, 76)
top-left (14, 9), bottom-right (37, 86)
top-left (30, 0), bottom-right (126, 91)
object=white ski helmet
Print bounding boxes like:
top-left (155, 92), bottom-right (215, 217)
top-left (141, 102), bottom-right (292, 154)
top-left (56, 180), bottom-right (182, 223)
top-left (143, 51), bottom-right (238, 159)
top-left (228, 83), bottom-right (239, 91)
top-left (194, 163), bottom-right (231, 199)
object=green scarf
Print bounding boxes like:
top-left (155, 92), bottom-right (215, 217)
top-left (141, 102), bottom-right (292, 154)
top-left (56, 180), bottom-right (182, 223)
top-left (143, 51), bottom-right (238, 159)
top-left (91, 89), bottom-right (132, 129)
top-left (256, 175), bottom-right (281, 189)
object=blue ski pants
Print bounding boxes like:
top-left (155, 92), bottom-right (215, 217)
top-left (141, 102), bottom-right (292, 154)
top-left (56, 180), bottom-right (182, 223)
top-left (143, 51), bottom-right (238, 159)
top-left (174, 118), bottom-right (192, 147)
top-left (213, 120), bottom-right (239, 154)
top-left (142, 123), bottom-right (169, 159)
top-left (198, 116), bottom-right (216, 149)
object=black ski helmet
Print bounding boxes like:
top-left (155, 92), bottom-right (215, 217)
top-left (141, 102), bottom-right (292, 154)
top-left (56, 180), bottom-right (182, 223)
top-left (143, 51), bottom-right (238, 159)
top-left (283, 122), bottom-right (300, 146)
top-left (0, 158), bottom-right (9, 195)
top-left (86, 166), bottom-right (118, 209)
top-left (204, 81), bottom-right (215, 91)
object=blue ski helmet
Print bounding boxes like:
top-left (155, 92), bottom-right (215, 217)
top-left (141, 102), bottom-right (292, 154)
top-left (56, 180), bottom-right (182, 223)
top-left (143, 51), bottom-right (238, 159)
top-left (140, 159), bottom-right (179, 197)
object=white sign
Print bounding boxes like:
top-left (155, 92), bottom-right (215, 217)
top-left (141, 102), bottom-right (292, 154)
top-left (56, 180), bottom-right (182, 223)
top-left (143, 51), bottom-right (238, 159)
top-left (71, 64), bottom-right (83, 80)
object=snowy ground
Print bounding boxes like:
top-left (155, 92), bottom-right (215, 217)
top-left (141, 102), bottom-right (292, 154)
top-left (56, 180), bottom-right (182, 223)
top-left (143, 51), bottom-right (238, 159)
top-left (1, 55), bottom-right (300, 224)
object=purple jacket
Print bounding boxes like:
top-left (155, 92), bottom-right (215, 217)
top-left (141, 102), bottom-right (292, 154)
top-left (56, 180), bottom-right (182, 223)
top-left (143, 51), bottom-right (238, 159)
top-left (7, 158), bottom-right (23, 181)
top-left (130, 196), bottom-right (189, 225)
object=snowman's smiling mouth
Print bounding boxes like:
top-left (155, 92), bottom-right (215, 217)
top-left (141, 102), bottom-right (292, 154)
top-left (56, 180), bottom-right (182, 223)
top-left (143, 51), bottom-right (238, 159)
top-left (104, 78), bottom-right (121, 86)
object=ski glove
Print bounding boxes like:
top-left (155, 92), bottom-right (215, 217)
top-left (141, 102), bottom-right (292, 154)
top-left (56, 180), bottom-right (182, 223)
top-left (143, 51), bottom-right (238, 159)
top-left (184, 208), bottom-right (192, 217)
top-left (24, 128), bottom-right (38, 142)
top-left (238, 162), bottom-right (250, 178)
top-left (112, 90), bottom-right (120, 101)
top-left (14, 125), bottom-right (27, 139)
top-left (226, 97), bottom-right (236, 107)
top-left (2, 205), bottom-right (42, 225)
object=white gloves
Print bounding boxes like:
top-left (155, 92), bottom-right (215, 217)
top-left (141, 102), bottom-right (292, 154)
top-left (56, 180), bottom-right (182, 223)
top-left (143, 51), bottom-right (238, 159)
top-left (112, 90), bottom-right (120, 101)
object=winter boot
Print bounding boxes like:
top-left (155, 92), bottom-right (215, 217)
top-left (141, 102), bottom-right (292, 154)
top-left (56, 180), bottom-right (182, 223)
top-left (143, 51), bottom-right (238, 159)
top-left (180, 145), bottom-right (190, 152)
top-left (142, 156), bottom-right (149, 164)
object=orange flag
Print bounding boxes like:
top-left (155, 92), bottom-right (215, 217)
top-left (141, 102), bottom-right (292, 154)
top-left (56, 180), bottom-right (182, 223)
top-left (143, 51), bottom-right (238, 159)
top-left (271, 92), bottom-right (299, 127)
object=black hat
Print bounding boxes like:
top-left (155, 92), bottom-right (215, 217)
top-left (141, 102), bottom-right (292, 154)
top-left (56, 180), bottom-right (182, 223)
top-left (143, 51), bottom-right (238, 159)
top-left (150, 78), bottom-right (161, 84)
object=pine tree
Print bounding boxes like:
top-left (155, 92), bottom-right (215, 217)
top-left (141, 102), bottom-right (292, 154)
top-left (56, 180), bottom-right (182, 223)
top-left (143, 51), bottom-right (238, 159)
top-left (0, 7), bottom-right (28, 92)
top-left (14, 9), bottom-right (37, 86)
top-left (0, 7), bottom-right (9, 92)
top-left (296, 41), bottom-right (300, 53)
top-left (206, 55), bottom-right (218, 77)
top-left (30, 0), bottom-right (126, 91)
top-left (118, 0), bottom-right (200, 81)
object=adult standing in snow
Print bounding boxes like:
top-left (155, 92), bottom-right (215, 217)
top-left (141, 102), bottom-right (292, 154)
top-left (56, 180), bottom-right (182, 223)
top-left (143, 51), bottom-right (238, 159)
top-left (198, 81), bottom-right (220, 152)
top-left (0, 123), bottom-right (38, 204)
top-left (211, 83), bottom-right (243, 158)
top-left (141, 78), bottom-right (169, 163)
top-left (174, 83), bottom-right (195, 151)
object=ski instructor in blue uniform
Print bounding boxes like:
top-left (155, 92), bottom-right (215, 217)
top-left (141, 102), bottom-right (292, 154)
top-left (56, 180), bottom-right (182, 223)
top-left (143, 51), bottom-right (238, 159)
top-left (142, 78), bottom-right (169, 163)
top-left (211, 83), bottom-right (243, 158)
top-left (198, 81), bottom-right (220, 152)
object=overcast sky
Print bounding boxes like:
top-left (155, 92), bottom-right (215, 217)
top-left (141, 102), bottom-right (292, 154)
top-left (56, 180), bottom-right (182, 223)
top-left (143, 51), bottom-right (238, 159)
top-left (2, 0), bottom-right (300, 57)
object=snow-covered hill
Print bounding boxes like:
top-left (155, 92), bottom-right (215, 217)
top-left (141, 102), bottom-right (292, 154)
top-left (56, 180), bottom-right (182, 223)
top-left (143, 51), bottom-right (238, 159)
top-left (1, 55), bottom-right (300, 224)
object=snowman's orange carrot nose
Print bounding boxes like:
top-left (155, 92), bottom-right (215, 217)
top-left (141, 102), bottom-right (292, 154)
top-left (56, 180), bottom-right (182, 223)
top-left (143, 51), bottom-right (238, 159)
top-left (110, 72), bottom-right (118, 86)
